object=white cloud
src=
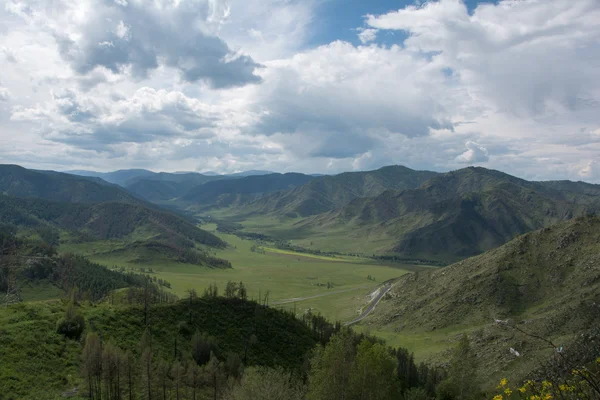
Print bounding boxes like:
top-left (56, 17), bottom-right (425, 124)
top-left (357, 28), bottom-right (378, 44)
top-left (455, 141), bottom-right (489, 163)
top-left (578, 160), bottom-right (600, 181)
top-left (0, 0), bottom-right (599, 181)
top-left (0, 88), bottom-right (10, 101)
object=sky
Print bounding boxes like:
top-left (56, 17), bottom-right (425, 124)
top-left (0, 0), bottom-right (599, 182)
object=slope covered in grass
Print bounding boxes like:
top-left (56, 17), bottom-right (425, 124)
top-left (366, 216), bottom-right (600, 380)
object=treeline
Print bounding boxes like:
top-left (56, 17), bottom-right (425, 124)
top-left (128, 241), bottom-right (232, 269)
top-left (76, 326), bottom-right (448, 400)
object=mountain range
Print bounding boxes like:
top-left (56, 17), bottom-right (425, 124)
top-left (291, 167), bottom-right (600, 259)
top-left (5, 163), bottom-right (600, 262)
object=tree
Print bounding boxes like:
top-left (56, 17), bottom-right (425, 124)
top-left (81, 333), bottom-right (103, 400)
top-left (436, 335), bottom-right (479, 400)
top-left (102, 342), bottom-right (123, 400)
top-left (140, 329), bottom-right (154, 400)
top-left (124, 350), bottom-right (136, 400)
top-left (224, 367), bottom-right (306, 400)
top-left (157, 358), bottom-right (171, 400)
top-left (187, 362), bottom-right (201, 400)
top-left (172, 362), bottom-right (185, 400)
top-left (307, 330), bottom-right (355, 400)
top-left (56, 301), bottom-right (86, 339)
top-left (191, 330), bottom-right (219, 366)
top-left (225, 280), bottom-right (238, 298)
top-left (238, 282), bottom-right (247, 301)
top-left (350, 339), bottom-right (397, 400)
top-left (243, 334), bottom-right (257, 364)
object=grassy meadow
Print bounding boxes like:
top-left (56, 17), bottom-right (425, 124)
top-left (59, 225), bottom-right (417, 323)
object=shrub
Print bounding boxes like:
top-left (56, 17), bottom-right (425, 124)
top-left (56, 303), bottom-right (85, 339)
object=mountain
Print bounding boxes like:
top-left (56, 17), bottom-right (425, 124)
top-left (180, 173), bottom-right (315, 209)
top-left (0, 194), bottom-right (228, 267)
top-left (244, 165), bottom-right (440, 218)
top-left (298, 167), bottom-right (600, 259)
top-left (66, 169), bottom-right (156, 186)
top-left (125, 173), bottom-right (230, 202)
top-left (368, 215), bottom-right (600, 379)
top-left (228, 170), bottom-right (276, 177)
top-left (0, 165), bottom-right (144, 205)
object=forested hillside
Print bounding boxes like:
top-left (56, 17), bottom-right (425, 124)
top-left (180, 172), bottom-right (315, 209)
top-left (244, 165), bottom-right (439, 217)
top-left (297, 167), bottom-right (600, 259)
top-left (0, 194), bottom-right (230, 268)
top-left (0, 165), bottom-right (143, 205)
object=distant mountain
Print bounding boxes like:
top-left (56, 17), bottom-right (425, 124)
top-left (300, 167), bottom-right (600, 259)
top-left (66, 169), bottom-right (156, 186)
top-left (369, 216), bottom-right (600, 377)
top-left (0, 165), bottom-right (144, 205)
top-left (180, 173), bottom-right (315, 209)
top-left (228, 170), bottom-right (276, 177)
top-left (124, 173), bottom-right (230, 202)
top-left (244, 165), bottom-right (439, 217)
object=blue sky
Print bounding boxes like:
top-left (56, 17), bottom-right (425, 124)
top-left (0, 0), bottom-right (599, 182)
top-left (309, 0), bottom-right (497, 46)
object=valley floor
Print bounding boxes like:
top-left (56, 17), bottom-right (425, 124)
top-left (59, 225), bottom-right (427, 326)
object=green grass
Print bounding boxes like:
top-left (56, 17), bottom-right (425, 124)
top-left (60, 230), bottom-right (417, 323)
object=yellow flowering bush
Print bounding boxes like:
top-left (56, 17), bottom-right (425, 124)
top-left (491, 371), bottom-right (599, 400)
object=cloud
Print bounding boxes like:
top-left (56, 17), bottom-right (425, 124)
top-left (1, 47), bottom-right (18, 63)
top-left (11, 87), bottom-right (222, 153)
top-left (0, 88), bottom-right (10, 101)
top-left (455, 141), bottom-right (489, 163)
top-left (0, 0), bottom-right (600, 181)
top-left (250, 40), bottom-right (456, 160)
top-left (7, 0), bottom-right (262, 88)
top-left (357, 28), bottom-right (378, 44)
top-left (366, 0), bottom-right (600, 119)
top-left (578, 160), bottom-right (600, 181)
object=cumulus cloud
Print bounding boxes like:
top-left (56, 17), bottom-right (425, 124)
top-left (357, 28), bottom-right (378, 44)
top-left (11, 87), bottom-right (224, 153)
top-left (578, 160), bottom-right (600, 181)
top-left (7, 0), bottom-right (262, 88)
top-left (0, 88), bottom-right (10, 101)
top-left (455, 141), bottom-right (489, 163)
top-left (366, 0), bottom-right (600, 119)
top-left (0, 0), bottom-right (600, 180)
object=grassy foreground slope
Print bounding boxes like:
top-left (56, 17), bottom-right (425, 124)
top-left (294, 167), bottom-right (600, 259)
top-left (366, 216), bottom-right (600, 379)
top-left (0, 297), bottom-right (317, 399)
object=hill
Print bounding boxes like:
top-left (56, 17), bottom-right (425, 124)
top-left (366, 215), bottom-right (600, 380)
top-left (0, 296), bottom-right (320, 399)
top-left (0, 194), bottom-right (229, 268)
top-left (244, 165), bottom-right (439, 218)
top-left (180, 173), bottom-right (315, 210)
top-left (0, 165), bottom-right (144, 205)
top-left (297, 167), bottom-right (600, 259)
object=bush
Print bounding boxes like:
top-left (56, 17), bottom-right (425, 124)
top-left (56, 303), bottom-right (85, 340)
